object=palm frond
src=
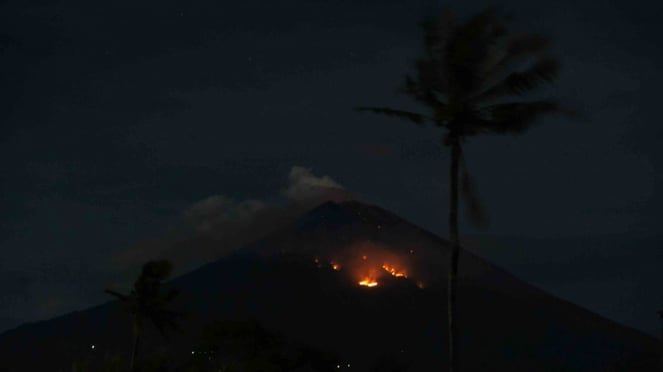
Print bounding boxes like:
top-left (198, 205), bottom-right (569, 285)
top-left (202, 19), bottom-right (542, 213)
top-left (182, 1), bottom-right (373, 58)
top-left (445, 8), bottom-right (510, 97)
top-left (474, 57), bottom-right (559, 102)
top-left (420, 9), bottom-right (457, 60)
top-left (417, 10), bottom-right (465, 97)
top-left (401, 75), bottom-right (446, 107)
top-left (354, 106), bottom-right (430, 126)
top-left (414, 59), bottom-right (451, 99)
top-left (475, 100), bottom-right (566, 134)
top-left (141, 260), bottom-right (173, 282)
top-left (481, 33), bottom-right (551, 79)
top-left (461, 8), bottom-right (508, 49)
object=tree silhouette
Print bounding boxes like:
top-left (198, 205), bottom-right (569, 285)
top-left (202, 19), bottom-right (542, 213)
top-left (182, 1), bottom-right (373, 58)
top-left (355, 8), bottom-right (575, 372)
top-left (105, 260), bottom-right (185, 372)
top-left (186, 319), bottom-right (340, 372)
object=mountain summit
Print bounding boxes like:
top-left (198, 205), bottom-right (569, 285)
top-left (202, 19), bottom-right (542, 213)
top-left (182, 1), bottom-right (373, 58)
top-left (292, 200), bottom-right (406, 233)
top-left (0, 201), bottom-right (659, 371)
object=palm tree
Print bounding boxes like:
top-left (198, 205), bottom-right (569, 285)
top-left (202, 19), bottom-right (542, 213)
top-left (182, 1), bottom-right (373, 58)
top-left (355, 8), bottom-right (575, 372)
top-left (105, 260), bottom-right (185, 372)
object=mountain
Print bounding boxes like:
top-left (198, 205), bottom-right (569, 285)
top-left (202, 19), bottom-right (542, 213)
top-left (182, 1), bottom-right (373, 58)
top-left (459, 233), bottom-right (663, 338)
top-left (0, 200), bottom-right (659, 371)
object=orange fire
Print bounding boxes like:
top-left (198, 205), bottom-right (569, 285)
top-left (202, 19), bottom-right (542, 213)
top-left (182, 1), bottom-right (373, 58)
top-left (358, 278), bottom-right (378, 287)
top-left (313, 242), bottom-right (416, 290)
top-left (382, 264), bottom-right (407, 278)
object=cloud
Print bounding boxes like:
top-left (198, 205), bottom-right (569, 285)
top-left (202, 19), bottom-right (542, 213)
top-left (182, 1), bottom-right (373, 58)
top-left (282, 166), bottom-right (350, 203)
top-left (110, 166), bottom-right (359, 274)
top-left (185, 196), bottom-right (267, 234)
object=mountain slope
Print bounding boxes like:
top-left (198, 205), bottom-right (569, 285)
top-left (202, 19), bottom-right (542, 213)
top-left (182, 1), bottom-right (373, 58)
top-left (0, 201), bottom-right (659, 371)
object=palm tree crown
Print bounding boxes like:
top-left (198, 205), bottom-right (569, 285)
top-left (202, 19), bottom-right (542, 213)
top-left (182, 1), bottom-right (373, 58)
top-left (357, 7), bottom-right (573, 141)
top-left (106, 260), bottom-right (184, 337)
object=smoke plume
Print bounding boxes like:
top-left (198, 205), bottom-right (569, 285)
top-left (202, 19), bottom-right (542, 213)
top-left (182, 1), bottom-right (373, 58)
top-left (110, 166), bottom-right (359, 274)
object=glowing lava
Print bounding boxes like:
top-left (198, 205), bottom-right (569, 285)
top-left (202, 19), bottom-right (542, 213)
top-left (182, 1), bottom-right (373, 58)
top-left (382, 264), bottom-right (407, 278)
top-left (358, 279), bottom-right (378, 287)
top-left (314, 242), bottom-right (416, 289)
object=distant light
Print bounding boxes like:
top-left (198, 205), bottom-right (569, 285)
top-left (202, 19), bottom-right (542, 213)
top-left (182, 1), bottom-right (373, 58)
top-left (337, 365), bottom-right (341, 369)
top-left (348, 363), bottom-right (351, 367)
top-left (90, 345), bottom-right (95, 349)
top-left (191, 351), bottom-right (195, 355)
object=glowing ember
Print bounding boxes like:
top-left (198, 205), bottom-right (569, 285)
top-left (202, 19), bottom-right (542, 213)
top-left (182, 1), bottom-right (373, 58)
top-left (361, 255), bottom-right (367, 261)
top-left (358, 279), bottom-right (378, 287)
top-left (382, 264), bottom-right (407, 278)
top-left (331, 263), bottom-right (340, 271)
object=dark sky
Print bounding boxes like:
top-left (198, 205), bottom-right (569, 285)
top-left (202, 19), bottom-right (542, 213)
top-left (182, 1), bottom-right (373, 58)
top-left (1, 0), bottom-right (661, 335)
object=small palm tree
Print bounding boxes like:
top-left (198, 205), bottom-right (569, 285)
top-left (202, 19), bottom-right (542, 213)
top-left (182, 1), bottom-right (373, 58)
top-left (355, 8), bottom-right (575, 372)
top-left (105, 260), bottom-right (185, 372)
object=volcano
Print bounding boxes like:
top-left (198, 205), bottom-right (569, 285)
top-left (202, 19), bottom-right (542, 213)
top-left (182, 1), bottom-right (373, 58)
top-left (0, 201), bottom-right (659, 371)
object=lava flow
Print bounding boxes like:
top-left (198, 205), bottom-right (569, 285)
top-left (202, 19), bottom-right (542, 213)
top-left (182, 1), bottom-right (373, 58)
top-left (313, 240), bottom-right (421, 289)
top-left (358, 278), bottom-right (378, 287)
top-left (382, 264), bottom-right (407, 278)
top-left (356, 262), bottom-right (407, 288)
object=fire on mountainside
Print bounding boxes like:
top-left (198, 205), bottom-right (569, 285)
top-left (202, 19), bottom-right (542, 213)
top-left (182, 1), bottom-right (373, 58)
top-left (312, 241), bottom-right (422, 289)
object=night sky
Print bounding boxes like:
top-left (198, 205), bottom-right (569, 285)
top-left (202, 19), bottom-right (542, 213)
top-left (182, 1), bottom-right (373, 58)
top-left (1, 0), bottom-right (661, 336)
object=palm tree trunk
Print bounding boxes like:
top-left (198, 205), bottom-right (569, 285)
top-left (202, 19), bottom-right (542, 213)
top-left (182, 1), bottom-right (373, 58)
top-left (659, 308), bottom-right (663, 372)
top-left (130, 316), bottom-right (141, 372)
top-left (448, 138), bottom-right (461, 372)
